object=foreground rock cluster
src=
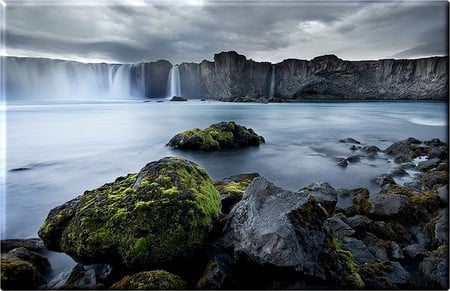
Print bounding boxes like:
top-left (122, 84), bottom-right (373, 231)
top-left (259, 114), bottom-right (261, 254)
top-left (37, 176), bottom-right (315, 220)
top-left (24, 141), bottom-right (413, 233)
top-left (1, 138), bottom-right (448, 290)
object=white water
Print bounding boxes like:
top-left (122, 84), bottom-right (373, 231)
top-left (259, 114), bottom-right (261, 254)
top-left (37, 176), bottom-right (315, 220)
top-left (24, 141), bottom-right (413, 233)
top-left (269, 65), bottom-right (275, 98)
top-left (4, 57), bottom-right (139, 100)
top-left (166, 65), bottom-right (181, 98)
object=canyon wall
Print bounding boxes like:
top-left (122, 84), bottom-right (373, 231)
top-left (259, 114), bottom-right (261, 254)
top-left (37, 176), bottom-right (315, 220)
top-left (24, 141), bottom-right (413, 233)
top-left (4, 52), bottom-right (448, 101)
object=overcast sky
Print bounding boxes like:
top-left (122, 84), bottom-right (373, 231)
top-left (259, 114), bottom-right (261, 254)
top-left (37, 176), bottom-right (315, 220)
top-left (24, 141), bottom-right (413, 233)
top-left (2, 0), bottom-right (448, 64)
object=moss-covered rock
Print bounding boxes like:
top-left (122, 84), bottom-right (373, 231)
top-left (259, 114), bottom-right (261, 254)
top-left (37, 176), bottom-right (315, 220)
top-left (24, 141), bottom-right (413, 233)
top-left (110, 270), bottom-right (186, 290)
top-left (167, 121), bottom-right (265, 151)
top-left (38, 157), bottom-right (221, 268)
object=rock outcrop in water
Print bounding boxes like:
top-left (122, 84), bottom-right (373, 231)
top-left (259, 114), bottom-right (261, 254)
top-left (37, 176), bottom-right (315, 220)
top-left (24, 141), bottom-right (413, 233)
top-left (167, 121), bottom-right (265, 151)
top-left (5, 52), bottom-right (448, 101)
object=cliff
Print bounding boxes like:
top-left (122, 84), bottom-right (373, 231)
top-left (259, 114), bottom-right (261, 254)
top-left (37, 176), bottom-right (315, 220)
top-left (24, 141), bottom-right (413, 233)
top-left (179, 52), bottom-right (448, 101)
top-left (4, 52), bottom-right (448, 101)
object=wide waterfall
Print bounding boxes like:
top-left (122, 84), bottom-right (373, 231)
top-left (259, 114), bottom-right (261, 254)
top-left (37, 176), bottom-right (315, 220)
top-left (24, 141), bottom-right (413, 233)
top-left (269, 65), bottom-right (275, 98)
top-left (166, 65), bottom-right (181, 98)
top-left (3, 57), bottom-right (141, 101)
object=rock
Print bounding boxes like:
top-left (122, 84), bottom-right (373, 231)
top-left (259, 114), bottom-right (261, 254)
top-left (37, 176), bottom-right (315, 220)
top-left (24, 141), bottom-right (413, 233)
top-left (372, 173), bottom-right (396, 186)
top-left (220, 177), bottom-right (357, 285)
top-left (347, 155), bottom-right (361, 163)
top-left (300, 181), bottom-right (338, 214)
top-left (1, 238), bottom-right (46, 253)
top-left (338, 188), bottom-right (371, 217)
top-left (339, 138), bottom-right (361, 144)
top-left (368, 221), bottom-right (411, 243)
top-left (170, 96), bottom-right (188, 101)
top-left (362, 234), bottom-right (389, 262)
top-left (428, 145), bottom-right (448, 160)
top-left (419, 245), bottom-right (449, 289)
top-left (167, 121), bottom-right (265, 151)
top-left (335, 157), bottom-right (348, 168)
top-left (327, 217), bottom-right (355, 238)
top-left (358, 261), bottom-right (412, 289)
top-left (437, 185), bottom-right (448, 204)
top-left (196, 254), bottom-right (232, 289)
top-left (406, 137), bottom-right (422, 144)
top-left (389, 241), bottom-right (404, 259)
top-left (110, 270), bottom-right (186, 289)
top-left (385, 141), bottom-right (416, 163)
top-left (344, 215), bottom-right (371, 233)
top-left (418, 158), bottom-right (441, 172)
top-left (424, 138), bottom-right (445, 147)
top-left (342, 237), bottom-right (377, 264)
top-left (403, 244), bottom-right (430, 259)
top-left (349, 145), bottom-right (361, 151)
top-left (2, 247), bottom-right (50, 273)
top-left (362, 145), bottom-right (381, 155)
top-left (407, 224), bottom-right (431, 249)
top-left (431, 208), bottom-right (448, 245)
top-left (369, 194), bottom-right (410, 217)
top-left (390, 166), bottom-right (409, 177)
top-left (38, 157), bottom-right (221, 268)
top-left (420, 170), bottom-right (448, 189)
top-left (60, 264), bottom-right (97, 289)
top-left (214, 173), bottom-right (260, 214)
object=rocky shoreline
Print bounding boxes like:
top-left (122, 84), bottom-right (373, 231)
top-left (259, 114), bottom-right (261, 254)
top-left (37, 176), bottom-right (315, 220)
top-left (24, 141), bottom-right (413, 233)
top-left (1, 136), bottom-right (448, 289)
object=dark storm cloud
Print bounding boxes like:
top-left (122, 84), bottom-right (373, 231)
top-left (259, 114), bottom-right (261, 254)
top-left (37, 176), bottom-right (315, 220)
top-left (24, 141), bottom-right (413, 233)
top-left (3, 1), bottom-right (448, 64)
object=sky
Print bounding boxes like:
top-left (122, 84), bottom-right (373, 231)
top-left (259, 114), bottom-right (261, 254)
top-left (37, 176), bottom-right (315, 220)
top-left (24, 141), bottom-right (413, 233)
top-left (2, 0), bottom-right (449, 64)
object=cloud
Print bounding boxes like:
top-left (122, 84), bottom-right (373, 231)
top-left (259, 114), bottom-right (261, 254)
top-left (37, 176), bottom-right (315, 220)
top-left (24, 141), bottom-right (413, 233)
top-left (3, 1), bottom-right (448, 64)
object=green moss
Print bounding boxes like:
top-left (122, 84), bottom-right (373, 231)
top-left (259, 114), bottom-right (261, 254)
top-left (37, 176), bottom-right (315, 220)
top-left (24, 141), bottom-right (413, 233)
top-left (411, 191), bottom-right (441, 211)
top-left (1, 258), bottom-right (41, 289)
top-left (358, 261), bottom-right (394, 278)
top-left (110, 270), bottom-right (186, 290)
top-left (289, 196), bottom-right (329, 230)
top-left (39, 157), bottom-right (221, 268)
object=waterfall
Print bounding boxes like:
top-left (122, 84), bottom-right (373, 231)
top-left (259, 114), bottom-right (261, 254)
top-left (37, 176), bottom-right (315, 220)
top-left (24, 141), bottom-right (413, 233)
top-left (269, 65), bottom-right (275, 99)
top-left (166, 65), bottom-right (181, 98)
top-left (4, 57), bottom-right (139, 100)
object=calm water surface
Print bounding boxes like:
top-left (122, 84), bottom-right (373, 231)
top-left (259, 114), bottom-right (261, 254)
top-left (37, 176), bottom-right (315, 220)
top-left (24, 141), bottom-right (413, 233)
top-left (1, 100), bottom-right (448, 274)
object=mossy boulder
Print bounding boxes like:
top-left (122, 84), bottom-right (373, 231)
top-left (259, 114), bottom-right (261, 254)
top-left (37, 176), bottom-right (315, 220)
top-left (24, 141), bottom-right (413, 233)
top-left (110, 270), bottom-right (186, 289)
top-left (38, 157), bottom-right (221, 268)
top-left (167, 121), bottom-right (265, 151)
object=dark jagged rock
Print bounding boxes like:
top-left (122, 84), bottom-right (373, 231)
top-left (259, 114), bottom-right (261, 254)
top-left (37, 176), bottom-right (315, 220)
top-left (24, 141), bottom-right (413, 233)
top-left (1, 238), bottom-right (46, 253)
top-left (218, 177), bottom-right (363, 287)
top-left (418, 158), bottom-right (441, 172)
top-left (403, 244), bottom-right (430, 259)
top-left (299, 181), bottom-right (338, 214)
top-left (170, 96), bottom-right (188, 101)
top-left (339, 138), bottom-right (361, 144)
top-left (420, 170), bottom-right (448, 190)
top-left (437, 185), bottom-right (448, 204)
top-left (337, 188), bottom-right (371, 217)
top-left (327, 217), bottom-right (355, 238)
top-left (372, 173), bottom-right (396, 186)
top-left (196, 254), bottom-right (233, 289)
top-left (59, 264), bottom-right (97, 289)
top-left (167, 121), bottom-right (265, 151)
top-left (214, 173), bottom-right (260, 214)
top-left (335, 157), bottom-right (348, 168)
top-left (419, 245), bottom-right (449, 289)
top-left (369, 194), bottom-right (411, 217)
top-left (385, 140), bottom-right (418, 163)
top-left (110, 270), bottom-right (186, 290)
top-left (38, 157), bottom-right (221, 268)
top-left (342, 237), bottom-right (377, 264)
top-left (358, 261), bottom-right (412, 289)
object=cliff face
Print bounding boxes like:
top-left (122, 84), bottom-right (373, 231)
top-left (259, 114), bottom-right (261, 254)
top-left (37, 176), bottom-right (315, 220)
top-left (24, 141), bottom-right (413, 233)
top-left (179, 52), bottom-right (448, 101)
top-left (4, 52), bottom-right (448, 100)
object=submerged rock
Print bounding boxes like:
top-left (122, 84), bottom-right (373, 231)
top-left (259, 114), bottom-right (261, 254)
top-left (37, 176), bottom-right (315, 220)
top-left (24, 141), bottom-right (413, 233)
top-left (38, 157), bottom-right (221, 268)
top-left (170, 96), bottom-right (188, 101)
top-left (110, 270), bottom-right (186, 290)
top-left (167, 121), bottom-right (265, 151)
top-left (339, 138), bottom-right (361, 144)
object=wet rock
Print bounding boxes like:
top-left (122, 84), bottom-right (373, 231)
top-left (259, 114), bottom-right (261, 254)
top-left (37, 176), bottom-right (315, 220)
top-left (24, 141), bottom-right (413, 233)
top-left (431, 208), bottom-right (448, 245)
top-left (300, 181), bottom-right (338, 215)
top-left (428, 145), bottom-right (448, 160)
top-left (60, 264), bottom-right (96, 289)
top-left (420, 170), bottom-right (448, 189)
top-left (196, 254), bottom-right (232, 289)
top-left (372, 173), bottom-right (396, 186)
top-left (38, 157), bottom-right (221, 268)
top-left (338, 188), bottom-right (371, 217)
top-left (437, 184), bottom-right (448, 204)
top-left (362, 233), bottom-right (390, 262)
top-left (369, 194), bottom-right (410, 217)
top-left (418, 158), bottom-right (441, 172)
top-left (406, 137), bottom-right (422, 145)
top-left (342, 237), bottom-right (377, 264)
top-left (349, 145), bottom-right (361, 151)
top-left (362, 145), bottom-right (381, 154)
top-left (358, 261), bottom-right (412, 289)
top-left (390, 166), bottom-right (409, 177)
top-left (339, 138), bottom-right (361, 144)
top-left (424, 138), bottom-right (445, 147)
top-left (1, 246), bottom-right (50, 289)
top-left (385, 141), bottom-right (416, 163)
top-left (110, 270), bottom-right (186, 289)
top-left (388, 241), bottom-right (404, 259)
top-left (214, 173), bottom-right (260, 214)
top-left (347, 155), bottom-right (361, 163)
top-left (407, 225), bottom-right (431, 249)
top-left (1, 238), bottom-right (46, 253)
top-left (344, 215), bottom-right (371, 233)
top-left (220, 177), bottom-right (347, 282)
top-left (170, 96), bottom-right (188, 101)
top-left (327, 217), bottom-right (355, 238)
top-left (167, 121), bottom-right (265, 151)
top-left (335, 157), bottom-right (348, 168)
top-left (419, 246), bottom-right (449, 289)
top-left (403, 244), bottom-right (430, 259)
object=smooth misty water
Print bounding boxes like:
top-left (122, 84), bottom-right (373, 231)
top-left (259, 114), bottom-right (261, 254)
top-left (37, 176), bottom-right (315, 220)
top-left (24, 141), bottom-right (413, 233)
top-left (1, 100), bottom-right (448, 275)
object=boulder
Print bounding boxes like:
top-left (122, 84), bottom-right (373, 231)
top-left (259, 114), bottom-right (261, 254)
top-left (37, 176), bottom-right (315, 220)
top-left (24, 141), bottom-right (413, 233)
top-left (170, 96), bottom-right (188, 101)
top-left (418, 158), bottom-right (441, 172)
top-left (339, 138), bottom-right (361, 144)
top-left (431, 208), bottom-right (448, 246)
top-left (369, 194), bottom-right (410, 217)
top-left (110, 270), bottom-right (186, 290)
top-left (358, 261), bottom-right (412, 289)
top-left (299, 181), bottom-right (338, 215)
top-left (167, 121), bottom-right (265, 151)
top-left (214, 173), bottom-right (260, 214)
top-left (385, 141), bottom-right (416, 163)
top-left (342, 238), bottom-right (377, 264)
top-left (327, 217), bottom-right (355, 238)
top-left (372, 173), bottom-right (396, 186)
top-left (338, 188), bottom-right (371, 217)
top-left (403, 244), bottom-right (430, 259)
top-left (38, 157), bottom-right (221, 268)
top-left (1, 238), bottom-right (46, 253)
top-left (196, 254), bottom-right (233, 289)
top-left (59, 264), bottom-right (97, 289)
top-left (437, 184), bottom-right (448, 204)
top-left (420, 170), bottom-right (448, 189)
top-left (419, 246), bottom-right (449, 289)
top-left (427, 145), bottom-right (448, 160)
top-left (219, 177), bottom-right (360, 286)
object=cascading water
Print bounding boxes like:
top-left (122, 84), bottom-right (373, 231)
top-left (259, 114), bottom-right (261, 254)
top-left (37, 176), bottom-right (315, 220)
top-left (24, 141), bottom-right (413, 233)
top-left (4, 57), bottom-right (139, 101)
top-left (166, 65), bottom-right (181, 98)
top-left (269, 65), bottom-right (275, 99)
